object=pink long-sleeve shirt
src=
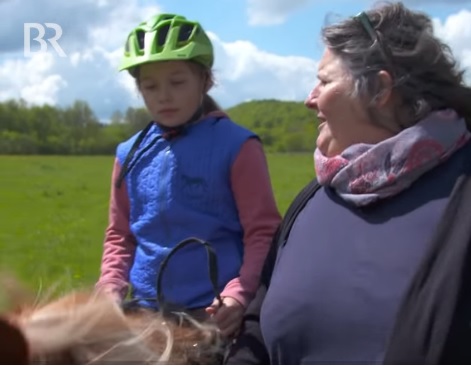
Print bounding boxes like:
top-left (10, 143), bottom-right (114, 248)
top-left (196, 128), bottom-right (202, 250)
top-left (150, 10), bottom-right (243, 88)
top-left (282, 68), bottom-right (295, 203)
top-left (96, 132), bottom-right (281, 308)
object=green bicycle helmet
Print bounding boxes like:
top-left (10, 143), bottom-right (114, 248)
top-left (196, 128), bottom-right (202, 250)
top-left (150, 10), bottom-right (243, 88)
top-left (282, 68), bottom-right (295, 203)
top-left (119, 13), bottom-right (214, 75)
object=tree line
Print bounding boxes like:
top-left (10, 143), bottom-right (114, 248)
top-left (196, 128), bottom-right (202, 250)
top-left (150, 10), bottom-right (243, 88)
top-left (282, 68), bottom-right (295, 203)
top-left (0, 98), bottom-right (318, 155)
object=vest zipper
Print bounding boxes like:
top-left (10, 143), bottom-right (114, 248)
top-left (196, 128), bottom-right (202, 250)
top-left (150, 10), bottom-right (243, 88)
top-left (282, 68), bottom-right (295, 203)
top-left (157, 144), bottom-right (172, 242)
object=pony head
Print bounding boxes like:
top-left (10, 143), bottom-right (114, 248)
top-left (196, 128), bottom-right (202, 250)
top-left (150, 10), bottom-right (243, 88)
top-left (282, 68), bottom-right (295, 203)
top-left (1, 285), bottom-right (224, 364)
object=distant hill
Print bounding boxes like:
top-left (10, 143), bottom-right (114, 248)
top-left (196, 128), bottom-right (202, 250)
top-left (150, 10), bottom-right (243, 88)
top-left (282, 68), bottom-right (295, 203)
top-left (226, 99), bottom-right (318, 153)
top-left (0, 98), bottom-right (319, 155)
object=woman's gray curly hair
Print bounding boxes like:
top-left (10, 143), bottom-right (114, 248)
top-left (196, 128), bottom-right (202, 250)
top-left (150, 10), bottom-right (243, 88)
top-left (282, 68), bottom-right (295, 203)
top-left (321, 1), bottom-right (471, 131)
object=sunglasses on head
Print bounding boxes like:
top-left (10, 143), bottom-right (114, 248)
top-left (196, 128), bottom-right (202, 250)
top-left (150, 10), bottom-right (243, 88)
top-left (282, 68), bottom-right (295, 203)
top-left (353, 11), bottom-right (395, 76)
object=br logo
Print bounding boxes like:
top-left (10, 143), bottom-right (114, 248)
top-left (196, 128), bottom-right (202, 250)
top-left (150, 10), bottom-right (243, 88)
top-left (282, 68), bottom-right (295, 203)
top-left (23, 23), bottom-right (66, 57)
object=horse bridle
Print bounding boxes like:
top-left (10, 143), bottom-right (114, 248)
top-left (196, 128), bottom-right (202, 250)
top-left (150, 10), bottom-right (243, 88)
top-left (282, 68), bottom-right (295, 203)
top-left (157, 237), bottom-right (223, 310)
top-left (123, 237), bottom-right (223, 311)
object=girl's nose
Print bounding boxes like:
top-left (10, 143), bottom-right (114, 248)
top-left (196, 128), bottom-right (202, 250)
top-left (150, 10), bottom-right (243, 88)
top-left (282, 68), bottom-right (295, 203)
top-left (159, 85), bottom-right (172, 103)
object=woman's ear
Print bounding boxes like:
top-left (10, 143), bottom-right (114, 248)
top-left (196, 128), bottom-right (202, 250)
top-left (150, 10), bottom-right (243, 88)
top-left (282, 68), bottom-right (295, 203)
top-left (375, 70), bottom-right (394, 108)
top-left (0, 317), bottom-right (30, 364)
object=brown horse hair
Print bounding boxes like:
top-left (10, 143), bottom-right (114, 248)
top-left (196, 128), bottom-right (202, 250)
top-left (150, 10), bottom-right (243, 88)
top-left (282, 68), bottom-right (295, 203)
top-left (0, 279), bottom-right (224, 364)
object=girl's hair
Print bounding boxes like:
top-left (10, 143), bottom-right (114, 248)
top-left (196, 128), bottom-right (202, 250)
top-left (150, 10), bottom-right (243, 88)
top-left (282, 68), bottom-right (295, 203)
top-left (321, 1), bottom-right (471, 130)
top-left (134, 61), bottom-right (223, 116)
top-left (190, 62), bottom-right (223, 115)
top-left (202, 94), bottom-right (222, 115)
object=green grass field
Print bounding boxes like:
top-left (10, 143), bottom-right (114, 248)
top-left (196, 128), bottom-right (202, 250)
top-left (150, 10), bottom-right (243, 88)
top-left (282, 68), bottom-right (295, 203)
top-left (0, 154), bottom-right (314, 293)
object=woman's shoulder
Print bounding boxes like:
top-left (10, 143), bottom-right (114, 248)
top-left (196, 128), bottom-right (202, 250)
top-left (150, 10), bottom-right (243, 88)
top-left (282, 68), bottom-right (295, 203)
top-left (461, 140), bottom-right (471, 173)
top-left (450, 139), bottom-right (471, 176)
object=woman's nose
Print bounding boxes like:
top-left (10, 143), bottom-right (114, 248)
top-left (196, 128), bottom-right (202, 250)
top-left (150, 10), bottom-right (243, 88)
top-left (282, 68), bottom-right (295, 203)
top-left (304, 87), bottom-right (318, 109)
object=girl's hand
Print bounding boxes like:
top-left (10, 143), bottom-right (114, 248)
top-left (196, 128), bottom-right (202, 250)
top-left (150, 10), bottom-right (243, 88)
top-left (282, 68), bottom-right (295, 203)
top-left (98, 287), bottom-right (123, 305)
top-left (205, 297), bottom-right (245, 337)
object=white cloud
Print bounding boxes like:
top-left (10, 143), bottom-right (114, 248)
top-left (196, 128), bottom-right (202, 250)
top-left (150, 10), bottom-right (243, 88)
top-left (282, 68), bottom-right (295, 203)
top-left (87, 3), bottom-right (162, 51)
top-left (0, 0), bottom-right (319, 122)
top-left (246, 0), bottom-right (312, 26)
top-left (2, 0), bottom-right (470, 124)
top-left (433, 9), bottom-right (471, 81)
top-left (208, 32), bottom-right (317, 106)
top-left (0, 53), bottom-right (66, 105)
top-left (0, 0), bottom-right (160, 120)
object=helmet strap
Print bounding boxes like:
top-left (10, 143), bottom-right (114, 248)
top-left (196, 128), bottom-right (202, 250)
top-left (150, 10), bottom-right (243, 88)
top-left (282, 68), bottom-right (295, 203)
top-left (157, 102), bottom-right (204, 140)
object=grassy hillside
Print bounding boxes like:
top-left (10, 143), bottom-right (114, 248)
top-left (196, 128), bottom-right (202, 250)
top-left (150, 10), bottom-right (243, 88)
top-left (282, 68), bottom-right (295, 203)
top-left (0, 98), bottom-right (319, 155)
top-left (227, 99), bottom-right (319, 153)
top-left (0, 154), bottom-right (315, 293)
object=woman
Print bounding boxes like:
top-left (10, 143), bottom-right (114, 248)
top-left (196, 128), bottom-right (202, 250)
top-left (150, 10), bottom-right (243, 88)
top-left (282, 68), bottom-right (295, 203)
top-left (226, 2), bottom-right (471, 364)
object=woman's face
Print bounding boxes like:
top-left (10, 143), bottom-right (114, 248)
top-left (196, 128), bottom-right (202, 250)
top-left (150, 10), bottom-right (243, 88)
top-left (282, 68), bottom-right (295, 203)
top-left (305, 48), bottom-right (394, 157)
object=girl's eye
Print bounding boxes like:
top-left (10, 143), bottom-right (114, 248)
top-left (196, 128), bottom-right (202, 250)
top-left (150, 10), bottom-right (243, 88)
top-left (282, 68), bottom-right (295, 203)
top-left (143, 84), bottom-right (156, 90)
top-left (171, 80), bottom-right (185, 86)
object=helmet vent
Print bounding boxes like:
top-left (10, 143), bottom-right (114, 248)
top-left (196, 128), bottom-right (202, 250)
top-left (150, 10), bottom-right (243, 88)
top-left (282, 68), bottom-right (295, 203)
top-left (136, 30), bottom-right (145, 50)
top-left (125, 37), bottom-right (131, 53)
top-left (178, 24), bottom-right (195, 43)
top-left (157, 24), bottom-right (170, 47)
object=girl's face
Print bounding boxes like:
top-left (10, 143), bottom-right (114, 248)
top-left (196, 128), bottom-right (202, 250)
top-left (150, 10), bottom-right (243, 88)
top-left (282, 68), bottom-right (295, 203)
top-left (138, 61), bottom-right (207, 127)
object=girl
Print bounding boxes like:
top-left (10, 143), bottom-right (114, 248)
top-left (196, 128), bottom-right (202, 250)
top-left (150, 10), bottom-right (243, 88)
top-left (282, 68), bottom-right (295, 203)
top-left (95, 13), bottom-right (281, 337)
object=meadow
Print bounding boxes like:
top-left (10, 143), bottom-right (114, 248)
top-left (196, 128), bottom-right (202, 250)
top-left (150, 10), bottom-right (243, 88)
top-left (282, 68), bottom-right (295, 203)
top-left (0, 153), bottom-right (314, 294)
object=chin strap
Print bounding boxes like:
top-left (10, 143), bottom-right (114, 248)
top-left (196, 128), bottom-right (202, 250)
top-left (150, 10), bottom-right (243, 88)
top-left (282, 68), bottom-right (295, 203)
top-left (156, 104), bottom-right (204, 137)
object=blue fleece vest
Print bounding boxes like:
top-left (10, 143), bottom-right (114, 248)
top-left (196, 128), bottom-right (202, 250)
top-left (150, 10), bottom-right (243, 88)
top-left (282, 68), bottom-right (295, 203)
top-left (116, 115), bottom-right (257, 310)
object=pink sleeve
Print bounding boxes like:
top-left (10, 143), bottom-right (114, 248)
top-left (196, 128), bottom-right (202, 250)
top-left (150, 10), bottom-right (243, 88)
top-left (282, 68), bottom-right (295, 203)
top-left (220, 138), bottom-right (282, 308)
top-left (95, 158), bottom-right (137, 300)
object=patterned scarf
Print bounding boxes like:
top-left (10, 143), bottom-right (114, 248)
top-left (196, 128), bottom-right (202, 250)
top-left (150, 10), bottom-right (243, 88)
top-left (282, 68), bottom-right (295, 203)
top-left (314, 109), bottom-right (471, 206)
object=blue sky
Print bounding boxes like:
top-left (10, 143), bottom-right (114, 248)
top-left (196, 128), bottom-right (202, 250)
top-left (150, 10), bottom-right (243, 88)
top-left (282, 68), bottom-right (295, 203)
top-left (159, 0), bottom-right (469, 57)
top-left (1, 0), bottom-right (470, 122)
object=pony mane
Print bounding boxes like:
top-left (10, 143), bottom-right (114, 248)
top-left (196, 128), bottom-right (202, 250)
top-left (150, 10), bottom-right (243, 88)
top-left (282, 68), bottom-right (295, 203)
top-left (1, 278), bottom-right (224, 364)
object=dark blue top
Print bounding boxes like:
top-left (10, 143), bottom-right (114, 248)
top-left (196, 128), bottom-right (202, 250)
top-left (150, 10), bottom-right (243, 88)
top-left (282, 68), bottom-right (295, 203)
top-left (259, 143), bottom-right (471, 364)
